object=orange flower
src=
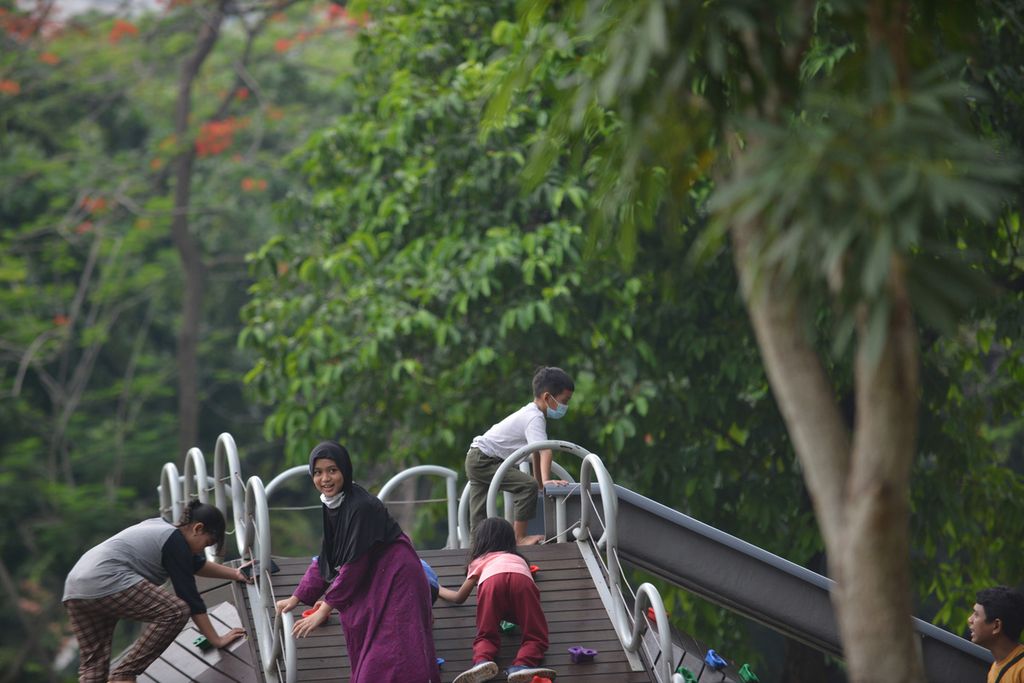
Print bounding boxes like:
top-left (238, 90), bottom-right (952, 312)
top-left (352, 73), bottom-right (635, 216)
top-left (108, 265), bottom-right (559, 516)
top-left (241, 177), bottom-right (256, 192)
top-left (75, 221), bottom-right (93, 234)
top-left (80, 196), bottom-right (107, 214)
top-left (256, 179), bottom-right (268, 191)
top-left (235, 86), bottom-right (249, 101)
top-left (108, 19), bottom-right (139, 44)
top-left (326, 4), bottom-right (348, 21)
top-left (195, 117), bottom-right (246, 157)
top-left (0, 80), bottom-right (20, 95)
top-left (39, 51), bottom-right (59, 65)
top-left (53, 314), bottom-right (69, 326)
top-left (150, 158), bottom-right (164, 170)
top-left (274, 38), bottom-right (291, 53)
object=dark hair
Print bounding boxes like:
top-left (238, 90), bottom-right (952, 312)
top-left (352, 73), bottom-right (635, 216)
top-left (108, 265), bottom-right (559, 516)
top-left (977, 586), bottom-right (1024, 641)
top-left (532, 366), bottom-right (574, 398)
top-left (308, 440), bottom-right (354, 493)
top-left (177, 501), bottom-right (227, 554)
top-left (468, 517), bottom-right (523, 567)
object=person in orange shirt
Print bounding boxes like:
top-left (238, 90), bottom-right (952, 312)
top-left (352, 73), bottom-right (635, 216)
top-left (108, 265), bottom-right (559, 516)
top-left (969, 586), bottom-right (1024, 683)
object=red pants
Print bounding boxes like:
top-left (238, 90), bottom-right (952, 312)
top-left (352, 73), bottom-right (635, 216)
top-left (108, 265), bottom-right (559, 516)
top-left (473, 573), bottom-right (549, 667)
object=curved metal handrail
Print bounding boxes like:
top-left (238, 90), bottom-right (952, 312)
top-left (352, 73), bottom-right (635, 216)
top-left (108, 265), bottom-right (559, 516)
top-left (159, 462), bottom-right (182, 524)
top-left (628, 583), bottom-right (686, 683)
top-left (268, 606), bottom-right (297, 683)
top-left (243, 475), bottom-right (286, 681)
top-left (213, 433), bottom-right (247, 557)
top-left (264, 465), bottom-right (310, 499)
top-left (378, 465), bottom-right (460, 549)
top-left (182, 447), bottom-right (209, 504)
top-left (484, 440), bottom-right (586, 542)
top-left (457, 482), bottom-right (472, 547)
top-left (182, 447), bottom-right (219, 560)
top-left (460, 460), bottom-right (575, 547)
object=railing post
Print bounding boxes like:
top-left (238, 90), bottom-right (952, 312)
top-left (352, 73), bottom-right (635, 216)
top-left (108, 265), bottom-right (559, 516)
top-left (377, 465), bottom-right (461, 550)
top-left (159, 462), bottom-right (182, 524)
top-left (213, 433), bottom-right (246, 558)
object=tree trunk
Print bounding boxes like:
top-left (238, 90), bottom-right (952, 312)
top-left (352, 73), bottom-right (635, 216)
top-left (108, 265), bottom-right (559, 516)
top-left (171, 2), bottom-right (228, 456)
top-left (729, 142), bottom-right (925, 681)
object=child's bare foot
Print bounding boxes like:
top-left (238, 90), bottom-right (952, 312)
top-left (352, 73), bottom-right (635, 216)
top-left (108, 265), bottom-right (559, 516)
top-left (517, 534), bottom-right (544, 546)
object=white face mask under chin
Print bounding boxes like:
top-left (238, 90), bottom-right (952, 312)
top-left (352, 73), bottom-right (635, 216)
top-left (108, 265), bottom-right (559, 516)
top-left (321, 491), bottom-right (345, 508)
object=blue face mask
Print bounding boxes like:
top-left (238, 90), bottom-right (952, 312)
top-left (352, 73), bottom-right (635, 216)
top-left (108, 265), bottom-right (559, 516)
top-left (546, 397), bottom-right (568, 420)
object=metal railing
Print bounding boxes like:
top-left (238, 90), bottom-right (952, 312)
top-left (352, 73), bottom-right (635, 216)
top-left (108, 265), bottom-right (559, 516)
top-left (377, 465), bottom-right (460, 550)
top-left (159, 434), bottom-right (294, 682)
top-left (484, 440), bottom-right (684, 683)
top-left (159, 434), bottom-right (682, 683)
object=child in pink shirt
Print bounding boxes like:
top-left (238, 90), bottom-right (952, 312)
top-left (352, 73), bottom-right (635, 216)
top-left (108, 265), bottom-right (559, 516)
top-left (438, 517), bottom-right (556, 683)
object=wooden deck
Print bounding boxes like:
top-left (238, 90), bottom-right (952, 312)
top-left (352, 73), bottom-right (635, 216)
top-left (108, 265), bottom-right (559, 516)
top-left (233, 542), bottom-right (654, 682)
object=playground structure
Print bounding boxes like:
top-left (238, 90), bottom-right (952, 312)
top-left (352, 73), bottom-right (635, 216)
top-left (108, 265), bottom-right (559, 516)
top-left (153, 433), bottom-right (992, 683)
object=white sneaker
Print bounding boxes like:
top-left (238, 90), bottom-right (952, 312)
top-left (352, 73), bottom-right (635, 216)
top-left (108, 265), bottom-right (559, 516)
top-left (453, 660), bottom-right (499, 683)
top-left (506, 666), bottom-right (557, 683)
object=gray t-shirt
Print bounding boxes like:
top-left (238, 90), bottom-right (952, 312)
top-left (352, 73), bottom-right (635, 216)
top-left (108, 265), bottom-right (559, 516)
top-left (63, 518), bottom-right (206, 613)
top-left (470, 402), bottom-right (548, 459)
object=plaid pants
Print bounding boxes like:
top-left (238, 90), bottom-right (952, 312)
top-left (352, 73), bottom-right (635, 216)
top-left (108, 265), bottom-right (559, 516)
top-left (64, 580), bottom-right (190, 682)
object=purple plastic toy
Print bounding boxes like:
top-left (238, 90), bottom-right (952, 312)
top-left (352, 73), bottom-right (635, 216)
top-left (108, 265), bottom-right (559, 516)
top-left (568, 646), bottom-right (598, 663)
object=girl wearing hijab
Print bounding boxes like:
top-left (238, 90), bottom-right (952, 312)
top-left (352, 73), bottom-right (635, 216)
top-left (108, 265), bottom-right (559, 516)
top-left (275, 441), bottom-right (440, 683)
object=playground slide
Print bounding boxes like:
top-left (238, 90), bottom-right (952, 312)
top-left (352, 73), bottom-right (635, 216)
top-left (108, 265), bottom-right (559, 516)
top-left (548, 484), bottom-right (991, 683)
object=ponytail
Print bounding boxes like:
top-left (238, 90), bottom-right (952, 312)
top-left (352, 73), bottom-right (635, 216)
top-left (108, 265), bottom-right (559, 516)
top-left (177, 500), bottom-right (227, 555)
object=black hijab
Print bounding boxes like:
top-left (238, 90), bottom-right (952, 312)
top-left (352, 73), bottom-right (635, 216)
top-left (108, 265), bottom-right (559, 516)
top-left (309, 441), bottom-right (402, 582)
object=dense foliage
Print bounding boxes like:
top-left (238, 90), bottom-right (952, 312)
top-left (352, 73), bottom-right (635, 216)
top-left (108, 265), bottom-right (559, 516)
top-left (2, 0), bottom-right (1022, 680)
top-left (0, 2), bottom-right (356, 679)
top-left (242, 0), bottom-right (1024, 677)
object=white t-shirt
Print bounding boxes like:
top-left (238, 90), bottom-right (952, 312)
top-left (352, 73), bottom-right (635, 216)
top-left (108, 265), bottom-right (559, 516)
top-left (470, 402), bottom-right (548, 460)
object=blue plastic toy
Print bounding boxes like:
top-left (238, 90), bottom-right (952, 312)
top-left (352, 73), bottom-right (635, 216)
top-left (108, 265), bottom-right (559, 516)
top-left (705, 649), bottom-right (727, 670)
top-left (436, 657), bottom-right (445, 669)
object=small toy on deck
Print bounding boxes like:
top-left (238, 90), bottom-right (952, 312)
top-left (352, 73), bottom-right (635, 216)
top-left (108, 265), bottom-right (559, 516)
top-left (499, 619), bottom-right (517, 633)
top-left (646, 606), bottom-right (671, 621)
top-left (705, 648), bottom-right (727, 670)
top-left (739, 663), bottom-right (760, 681)
top-left (300, 604), bottom-right (330, 626)
top-left (436, 657), bottom-right (445, 669)
top-left (529, 564), bottom-right (539, 575)
top-left (567, 645), bottom-right (597, 663)
top-left (193, 635), bottom-right (212, 651)
top-left (675, 665), bottom-right (698, 683)
top-left (529, 677), bottom-right (553, 683)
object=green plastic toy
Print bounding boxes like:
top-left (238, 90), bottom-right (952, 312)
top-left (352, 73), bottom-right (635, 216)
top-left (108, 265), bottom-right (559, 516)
top-left (739, 663), bottom-right (760, 682)
top-left (675, 665), bottom-right (697, 683)
top-left (193, 635), bottom-right (212, 651)
top-left (499, 620), bottom-right (517, 633)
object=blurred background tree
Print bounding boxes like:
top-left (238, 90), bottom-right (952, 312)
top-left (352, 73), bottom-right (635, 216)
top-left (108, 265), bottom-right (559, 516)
top-left (0, 1), bottom-right (358, 678)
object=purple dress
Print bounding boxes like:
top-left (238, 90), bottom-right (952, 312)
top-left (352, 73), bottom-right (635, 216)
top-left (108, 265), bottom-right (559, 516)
top-left (294, 533), bottom-right (440, 683)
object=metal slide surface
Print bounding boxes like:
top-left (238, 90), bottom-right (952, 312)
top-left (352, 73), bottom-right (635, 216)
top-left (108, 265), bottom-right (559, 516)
top-left (548, 484), bottom-right (991, 683)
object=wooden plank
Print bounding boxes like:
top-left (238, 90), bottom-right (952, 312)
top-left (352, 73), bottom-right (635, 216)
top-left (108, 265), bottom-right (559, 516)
top-left (232, 543), bottom-right (655, 682)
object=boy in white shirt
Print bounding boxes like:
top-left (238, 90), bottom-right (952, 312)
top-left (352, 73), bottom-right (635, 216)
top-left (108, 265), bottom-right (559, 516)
top-left (465, 367), bottom-right (574, 545)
